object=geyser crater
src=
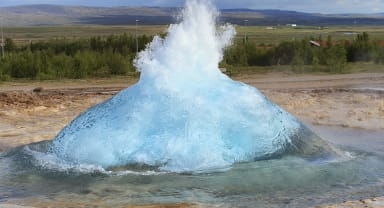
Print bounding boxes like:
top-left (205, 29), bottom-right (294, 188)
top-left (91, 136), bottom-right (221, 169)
top-left (44, 0), bottom-right (339, 173)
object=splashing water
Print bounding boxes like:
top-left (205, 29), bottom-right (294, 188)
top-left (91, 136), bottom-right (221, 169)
top-left (49, 0), bottom-right (336, 172)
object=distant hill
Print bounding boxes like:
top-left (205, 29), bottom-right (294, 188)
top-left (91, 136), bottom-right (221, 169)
top-left (1, 5), bottom-right (384, 26)
top-left (0, 5), bottom-right (177, 25)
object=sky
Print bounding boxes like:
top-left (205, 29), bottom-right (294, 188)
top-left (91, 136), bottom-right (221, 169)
top-left (0, 0), bottom-right (383, 14)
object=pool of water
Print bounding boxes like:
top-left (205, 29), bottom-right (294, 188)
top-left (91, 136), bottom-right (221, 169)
top-left (1, 127), bottom-right (384, 208)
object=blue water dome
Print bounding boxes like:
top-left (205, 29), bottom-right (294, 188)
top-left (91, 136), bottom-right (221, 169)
top-left (49, 0), bottom-right (337, 172)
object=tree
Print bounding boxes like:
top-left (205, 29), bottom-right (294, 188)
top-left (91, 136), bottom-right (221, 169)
top-left (346, 32), bottom-right (373, 62)
top-left (106, 51), bottom-right (129, 75)
top-left (291, 53), bottom-right (305, 73)
top-left (49, 53), bottom-right (72, 79)
top-left (223, 43), bottom-right (248, 66)
top-left (273, 41), bottom-right (298, 65)
top-left (325, 44), bottom-right (347, 73)
top-left (4, 38), bottom-right (16, 52)
top-left (311, 55), bottom-right (321, 72)
top-left (372, 43), bottom-right (384, 64)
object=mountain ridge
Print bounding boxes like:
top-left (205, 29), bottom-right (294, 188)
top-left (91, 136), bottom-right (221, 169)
top-left (1, 5), bottom-right (384, 26)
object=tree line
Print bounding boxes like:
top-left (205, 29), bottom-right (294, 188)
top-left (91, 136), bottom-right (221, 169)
top-left (223, 32), bottom-right (384, 73)
top-left (1, 32), bottom-right (383, 80)
top-left (0, 34), bottom-right (152, 80)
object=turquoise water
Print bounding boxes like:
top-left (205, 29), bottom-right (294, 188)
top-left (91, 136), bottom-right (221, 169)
top-left (1, 0), bottom-right (383, 206)
top-left (1, 139), bottom-right (384, 207)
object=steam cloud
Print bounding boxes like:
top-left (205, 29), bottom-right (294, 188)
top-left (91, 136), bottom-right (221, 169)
top-left (49, 0), bottom-right (332, 172)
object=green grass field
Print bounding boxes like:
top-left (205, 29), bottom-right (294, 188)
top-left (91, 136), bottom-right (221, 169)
top-left (4, 24), bottom-right (384, 46)
top-left (3, 25), bottom-right (168, 45)
top-left (236, 25), bottom-right (384, 45)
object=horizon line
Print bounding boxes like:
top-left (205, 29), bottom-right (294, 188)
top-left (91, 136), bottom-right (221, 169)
top-left (0, 4), bottom-right (383, 15)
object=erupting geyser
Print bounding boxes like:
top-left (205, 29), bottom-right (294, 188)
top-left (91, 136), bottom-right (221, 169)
top-left (49, 0), bottom-right (336, 172)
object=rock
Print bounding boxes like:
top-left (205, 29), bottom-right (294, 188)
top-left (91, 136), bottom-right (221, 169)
top-left (32, 87), bottom-right (43, 93)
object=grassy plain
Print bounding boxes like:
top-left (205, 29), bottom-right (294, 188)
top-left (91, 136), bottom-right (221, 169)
top-left (4, 25), bottom-right (168, 45)
top-left (236, 25), bottom-right (384, 44)
top-left (4, 24), bottom-right (384, 45)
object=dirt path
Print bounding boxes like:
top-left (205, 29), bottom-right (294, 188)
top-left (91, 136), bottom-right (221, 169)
top-left (240, 72), bottom-right (384, 90)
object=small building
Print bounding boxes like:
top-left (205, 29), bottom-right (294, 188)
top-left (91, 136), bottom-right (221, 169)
top-left (309, 40), bottom-right (321, 47)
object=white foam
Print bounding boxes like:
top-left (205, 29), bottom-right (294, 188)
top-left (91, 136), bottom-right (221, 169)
top-left (49, 0), bottom-right (305, 172)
